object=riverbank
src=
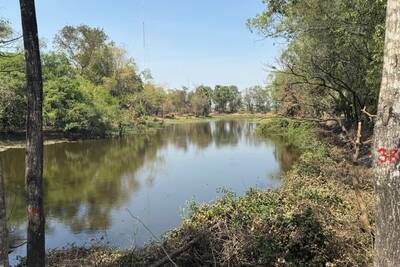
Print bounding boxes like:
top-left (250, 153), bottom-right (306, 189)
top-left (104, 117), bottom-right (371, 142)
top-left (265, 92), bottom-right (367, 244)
top-left (131, 118), bottom-right (373, 266)
top-left (0, 113), bottom-right (270, 153)
top-left (0, 118), bottom-right (161, 152)
top-left (162, 113), bottom-right (271, 125)
top-left (15, 116), bottom-right (373, 266)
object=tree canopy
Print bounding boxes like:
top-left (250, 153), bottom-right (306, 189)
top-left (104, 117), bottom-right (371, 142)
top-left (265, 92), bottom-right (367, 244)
top-left (0, 22), bottom-right (270, 135)
top-left (249, 0), bottom-right (386, 126)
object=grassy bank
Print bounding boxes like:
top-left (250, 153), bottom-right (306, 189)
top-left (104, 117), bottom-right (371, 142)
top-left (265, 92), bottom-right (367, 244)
top-left (162, 113), bottom-right (272, 125)
top-left (17, 116), bottom-right (374, 266)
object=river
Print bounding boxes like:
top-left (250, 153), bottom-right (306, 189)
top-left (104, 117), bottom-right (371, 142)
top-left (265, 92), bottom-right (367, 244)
top-left (1, 120), bottom-right (298, 265)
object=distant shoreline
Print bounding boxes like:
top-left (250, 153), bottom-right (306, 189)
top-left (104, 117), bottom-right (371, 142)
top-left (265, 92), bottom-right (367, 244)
top-left (0, 113), bottom-right (271, 152)
top-left (0, 139), bottom-right (75, 152)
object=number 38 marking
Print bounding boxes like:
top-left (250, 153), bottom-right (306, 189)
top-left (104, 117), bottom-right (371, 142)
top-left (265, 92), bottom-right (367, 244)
top-left (377, 148), bottom-right (399, 164)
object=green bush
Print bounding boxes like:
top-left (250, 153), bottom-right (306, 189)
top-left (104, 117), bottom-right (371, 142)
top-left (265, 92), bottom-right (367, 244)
top-left (258, 118), bottom-right (327, 158)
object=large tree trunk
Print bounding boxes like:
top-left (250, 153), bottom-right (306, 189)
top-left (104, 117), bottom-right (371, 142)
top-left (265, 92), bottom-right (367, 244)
top-left (19, 0), bottom-right (45, 266)
top-left (0, 162), bottom-right (8, 267)
top-left (373, 1), bottom-right (400, 266)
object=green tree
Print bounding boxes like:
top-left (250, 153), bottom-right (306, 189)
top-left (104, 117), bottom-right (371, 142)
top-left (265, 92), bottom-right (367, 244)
top-left (243, 88), bottom-right (254, 113)
top-left (190, 85), bottom-right (212, 116)
top-left (213, 85), bottom-right (230, 113)
top-left (167, 89), bottom-right (189, 114)
top-left (135, 82), bottom-right (167, 116)
top-left (228, 85), bottom-right (241, 113)
top-left (103, 46), bottom-right (143, 134)
top-left (104, 46), bottom-right (142, 100)
top-left (42, 52), bottom-right (117, 135)
top-left (0, 19), bottom-right (25, 132)
top-left (55, 25), bottom-right (114, 84)
top-left (249, 0), bottom-right (386, 124)
top-left (244, 85), bottom-right (271, 113)
top-left (0, 55), bottom-right (26, 131)
top-left (213, 85), bottom-right (241, 113)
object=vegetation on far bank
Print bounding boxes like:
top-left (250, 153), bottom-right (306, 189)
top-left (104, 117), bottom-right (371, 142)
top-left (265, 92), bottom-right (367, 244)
top-left (29, 118), bottom-right (374, 267)
top-left (0, 113), bottom-right (272, 152)
top-left (1, 22), bottom-right (272, 139)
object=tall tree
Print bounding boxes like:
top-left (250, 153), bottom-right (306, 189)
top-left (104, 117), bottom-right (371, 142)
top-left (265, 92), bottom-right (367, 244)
top-left (55, 25), bottom-right (113, 84)
top-left (249, 0), bottom-right (386, 124)
top-left (19, 0), bottom-right (45, 266)
top-left (213, 85), bottom-right (240, 113)
top-left (0, 161), bottom-right (8, 267)
top-left (373, 0), bottom-right (400, 266)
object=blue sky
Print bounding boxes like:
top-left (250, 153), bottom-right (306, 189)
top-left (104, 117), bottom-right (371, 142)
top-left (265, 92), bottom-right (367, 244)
top-left (1, 0), bottom-right (284, 90)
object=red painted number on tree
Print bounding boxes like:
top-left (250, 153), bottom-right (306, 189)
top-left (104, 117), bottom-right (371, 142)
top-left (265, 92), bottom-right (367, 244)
top-left (377, 148), bottom-right (399, 164)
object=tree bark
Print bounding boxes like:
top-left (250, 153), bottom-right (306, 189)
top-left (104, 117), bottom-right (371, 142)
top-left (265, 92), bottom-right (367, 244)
top-left (19, 0), bottom-right (45, 266)
top-left (373, 1), bottom-right (400, 266)
top-left (0, 162), bottom-right (8, 267)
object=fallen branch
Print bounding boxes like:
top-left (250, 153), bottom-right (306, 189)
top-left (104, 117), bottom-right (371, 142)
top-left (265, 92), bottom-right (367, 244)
top-left (149, 236), bottom-right (201, 267)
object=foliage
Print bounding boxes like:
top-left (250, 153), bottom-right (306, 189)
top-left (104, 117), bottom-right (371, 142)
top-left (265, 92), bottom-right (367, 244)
top-left (0, 24), bottom-right (144, 135)
top-left (133, 82), bottom-right (167, 116)
top-left (248, 0), bottom-right (387, 127)
top-left (257, 117), bottom-right (326, 157)
top-left (189, 85), bottom-right (213, 116)
top-left (166, 89), bottom-right (189, 114)
top-left (243, 85), bottom-right (272, 113)
top-left (1, 21), bottom-right (269, 135)
top-left (213, 85), bottom-right (241, 113)
top-left (41, 52), bottom-right (116, 134)
top-left (0, 55), bottom-right (26, 131)
top-left (54, 25), bottom-right (113, 84)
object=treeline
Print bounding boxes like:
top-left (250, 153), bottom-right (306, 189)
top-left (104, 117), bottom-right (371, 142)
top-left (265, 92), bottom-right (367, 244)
top-left (248, 0), bottom-right (387, 131)
top-left (0, 22), bottom-right (271, 135)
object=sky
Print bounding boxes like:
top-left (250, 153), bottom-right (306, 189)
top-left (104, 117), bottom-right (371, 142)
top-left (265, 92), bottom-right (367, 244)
top-left (0, 0), bottom-right (284, 90)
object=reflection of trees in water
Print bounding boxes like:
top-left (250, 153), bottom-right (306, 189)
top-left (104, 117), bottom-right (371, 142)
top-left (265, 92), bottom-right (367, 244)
top-left (162, 122), bottom-right (213, 151)
top-left (0, 120), bottom-right (298, 241)
top-left (271, 139), bottom-right (300, 173)
top-left (212, 121), bottom-right (242, 147)
top-left (163, 120), bottom-right (255, 150)
top-left (0, 161), bottom-right (8, 265)
top-left (1, 134), bottom-right (165, 233)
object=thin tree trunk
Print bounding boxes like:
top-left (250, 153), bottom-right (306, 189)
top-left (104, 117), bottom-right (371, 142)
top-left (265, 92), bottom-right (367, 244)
top-left (0, 162), bottom-right (9, 267)
top-left (19, 0), bottom-right (45, 266)
top-left (353, 121), bottom-right (362, 162)
top-left (373, 1), bottom-right (400, 266)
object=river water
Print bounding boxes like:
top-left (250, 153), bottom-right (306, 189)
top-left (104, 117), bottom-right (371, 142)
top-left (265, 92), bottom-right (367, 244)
top-left (1, 120), bottom-right (297, 265)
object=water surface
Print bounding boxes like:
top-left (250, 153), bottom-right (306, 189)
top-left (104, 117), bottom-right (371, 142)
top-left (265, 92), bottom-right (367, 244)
top-left (1, 120), bottom-right (297, 264)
